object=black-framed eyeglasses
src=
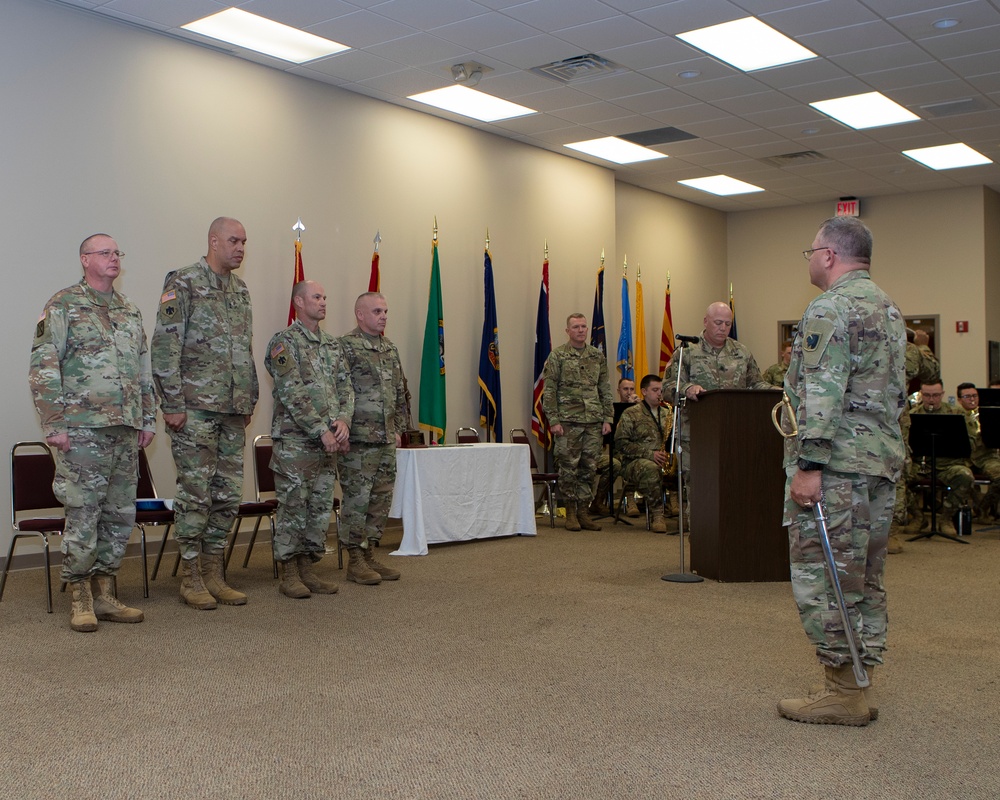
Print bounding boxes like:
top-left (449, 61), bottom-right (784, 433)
top-left (960, 393), bottom-right (979, 400)
top-left (83, 249), bottom-right (125, 259)
top-left (802, 247), bottom-right (835, 260)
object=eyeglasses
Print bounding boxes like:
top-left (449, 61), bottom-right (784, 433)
top-left (83, 249), bottom-right (125, 259)
top-left (802, 247), bottom-right (835, 260)
top-left (959, 393), bottom-right (979, 400)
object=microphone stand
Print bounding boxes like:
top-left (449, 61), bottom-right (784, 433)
top-left (663, 336), bottom-right (704, 584)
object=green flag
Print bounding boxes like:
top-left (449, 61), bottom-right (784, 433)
top-left (419, 238), bottom-right (447, 442)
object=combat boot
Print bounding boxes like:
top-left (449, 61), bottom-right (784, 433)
top-left (346, 546), bottom-right (382, 585)
top-left (278, 559), bottom-right (311, 599)
top-left (624, 495), bottom-right (642, 518)
top-left (808, 664), bottom-right (878, 721)
top-left (577, 504), bottom-right (602, 531)
top-left (364, 539), bottom-right (400, 580)
top-left (69, 581), bottom-right (98, 632)
top-left (200, 553), bottom-right (247, 605)
top-left (297, 554), bottom-right (338, 594)
top-left (668, 493), bottom-right (680, 517)
top-left (778, 664), bottom-right (870, 726)
top-left (564, 502), bottom-right (582, 531)
top-left (179, 557), bottom-right (217, 610)
top-left (887, 524), bottom-right (904, 554)
top-left (92, 575), bottom-right (143, 623)
top-left (650, 502), bottom-right (668, 533)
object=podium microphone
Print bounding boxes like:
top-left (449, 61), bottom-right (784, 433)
top-left (675, 334), bottom-right (700, 344)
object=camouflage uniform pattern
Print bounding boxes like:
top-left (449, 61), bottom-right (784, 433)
top-left (151, 259), bottom-right (258, 559)
top-left (29, 279), bottom-right (155, 581)
top-left (541, 342), bottom-right (613, 503)
top-left (911, 402), bottom-right (975, 513)
top-left (967, 411), bottom-right (1000, 515)
top-left (762, 361), bottom-right (788, 388)
top-left (615, 401), bottom-right (672, 500)
top-left (338, 327), bottom-right (407, 546)
top-left (893, 344), bottom-right (939, 523)
top-left (265, 321), bottom-right (354, 561)
top-left (784, 269), bottom-right (905, 667)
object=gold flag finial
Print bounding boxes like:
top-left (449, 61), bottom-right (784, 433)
top-left (433, 216), bottom-right (438, 243)
top-left (601, 248), bottom-right (605, 268)
top-left (544, 240), bottom-right (548, 260)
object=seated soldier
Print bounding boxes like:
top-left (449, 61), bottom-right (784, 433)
top-left (614, 374), bottom-right (673, 532)
top-left (957, 382), bottom-right (1000, 520)
top-left (911, 381), bottom-right (975, 533)
top-left (591, 377), bottom-right (637, 515)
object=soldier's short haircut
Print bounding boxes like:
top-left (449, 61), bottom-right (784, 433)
top-left (79, 233), bottom-right (112, 256)
top-left (355, 292), bottom-right (385, 312)
top-left (957, 382), bottom-right (976, 395)
top-left (639, 373), bottom-right (661, 391)
top-left (617, 377), bottom-right (633, 388)
top-left (920, 380), bottom-right (943, 391)
top-left (566, 312), bottom-right (586, 326)
top-left (818, 216), bottom-right (873, 265)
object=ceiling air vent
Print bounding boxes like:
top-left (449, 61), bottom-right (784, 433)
top-left (761, 151), bottom-right (829, 168)
top-left (920, 98), bottom-right (988, 117)
top-left (620, 126), bottom-right (697, 146)
top-left (530, 54), bottom-right (623, 83)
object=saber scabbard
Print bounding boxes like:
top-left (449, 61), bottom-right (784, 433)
top-left (812, 499), bottom-right (869, 688)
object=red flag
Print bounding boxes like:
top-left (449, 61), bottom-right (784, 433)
top-left (659, 281), bottom-right (674, 375)
top-left (368, 251), bottom-right (380, 292)
top-left (287, 239), bottom-right (305, 325)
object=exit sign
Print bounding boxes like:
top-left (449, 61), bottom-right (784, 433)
top-left (836, 198), bottom-right (860, 217)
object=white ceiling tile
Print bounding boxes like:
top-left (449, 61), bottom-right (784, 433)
top-left (632, 0), bottom-right (747, 36)
top-left (301, 49), bottom-right (404, 81)
top-left (309, 9), bottom-right (418, 48)
top-left (919, 25), bottom-right (1000, 59)
top-left (430, 11), bottom-right (538, 50)
top-left (365, 32), bottom-right (470, 67)
top-left (480, 34), bottom-right (585, 69)
top-left (799, 20), bottom-right (909, 57)
top-left (762, 0), bottom-right (879, 36)
top-left (711, 90), bottom-right (800, 116)
top-left (368, 0), bottom-right (490, 29)
top-left (613, 87), bottom-right (700, 114)
top-left (500, 0), bottom-right (617, 31)
top-left (550, 101), bottom-right (640, 125)
top-left (552, 14), bottom-right (663, 51)
top-left (831, 42), bottom-right (934, 75)
top-left (572, 71), bottom-right (666, 101)
top-left (599, 37), bottom-right (699, 71)
top-left (239, 0), bottom-right (358, 28)
top-left (673, 74), bottom-right (770, 103)
top-left (887, 1), bottom-right (1000, 37)
top-left (102, 0), bottom-right (224, 27)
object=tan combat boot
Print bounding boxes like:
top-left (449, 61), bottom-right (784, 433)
top-left (564, 502), bottom-right (582, 532)
top-left (363, 539), bottom-right (400, 580)
top-left (297, 554), bottom-right (338, 594)
top-left (809, 664), bottom-right (878, 721)
top-left (179, 557), bottom-right (217, 610)
top-left (778, 664), bottom-right (870, 726)
top-left (200, 553), bottom-right (247, 605)
top-left (624, 495), bottom-right (642, 518)
top-left (887, 524), bottom-right (904, 554)
top-left (278, 559), bottom-right (311, 599)
top-left (70, 581), bottom-right (98, 632)
top-left (668, 493), bottom-right (680, 517)
top-left (92, 575), bottom-right (143, 623)
top-left (346, 546), bottom-right (382, 585)
top-left (577, 504), bottom-right (602, 531)
top-left (650, 502), bottom-right (668, 533)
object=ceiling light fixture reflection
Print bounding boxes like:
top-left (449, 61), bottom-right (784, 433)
top-left (678, 175), bottom-right (764, 196)
top-left (676, 17), bottom-right (817, 72)
top-left (902, 143), bottom-right (992, 170)
top-left (564, 137), bottom-right (667, 164)
top-left (810, 91), bottom-right (918, 129)
top-left (407, 85), bottom-right (536, 122)
top-left (181, 8), bottom-right (349, 63)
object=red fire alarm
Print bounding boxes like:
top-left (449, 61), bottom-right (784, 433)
top-left (956, 321), bottom-right (969, 333)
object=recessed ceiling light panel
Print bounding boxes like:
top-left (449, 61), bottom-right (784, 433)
top-left (181, 8), bottom-right (349, 64)
top-left (564, 137), bottom-right (667, 164)
top-left (810, 91), bottom-right (918, 129)
top-left (407, 85), bottom-right (536, 122)
top-left (902, 143), bottom-right (992, 170)
top-left (677, 17), bottom-right (817, 72)
top-left (678, 175), bottom-right (764, 196)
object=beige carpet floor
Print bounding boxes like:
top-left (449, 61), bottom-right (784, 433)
top-left (1, 517), bottom-right (998, 799)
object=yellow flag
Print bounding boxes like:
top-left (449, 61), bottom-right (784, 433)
top-left (634, 272), bottom-right (647, 379)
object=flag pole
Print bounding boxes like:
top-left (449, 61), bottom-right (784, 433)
top-left (485, 227), bottom-right (491, 443)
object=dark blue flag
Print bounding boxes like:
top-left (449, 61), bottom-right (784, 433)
top-left (591, 265), bottom-right (606, 355)
top-left (478, 249), bottom-right (502, 442)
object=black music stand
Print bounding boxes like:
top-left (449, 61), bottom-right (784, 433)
top-left (975, 406), bottom-right (1000, 533)
top-left (604, 401), bottom-right (634, 524)
top-left (975, 388), bottom-right (1000, 407)
top-left (908, 413), bottom-right (971, 544)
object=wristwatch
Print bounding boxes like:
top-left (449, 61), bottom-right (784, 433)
top-left (797, 458), bottom-right (824, 471)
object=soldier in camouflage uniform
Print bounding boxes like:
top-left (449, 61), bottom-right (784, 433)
top-left (30, 234), bottom-right (155, 632)
top-left (265, 281), bottom-right (354, 599)
top-left (762, 345), bottom-right (791, 387)
top-left (541, 313), bottom-right (613, 532)
top-left (151, 217), bottom-right (258, 610)
top-left (614, 375), bottom-right (673, 532)
top-left (956, 384), bottom-right (1000, 520)
top-left (663, 302), bottom-right (772, 473)
top-left (911, 380), bottom-right (975, 532)
top-left (778, 216), bottom-right (905, 727)
top-left (338, 292), bottom-right (408, 585)
top-left (591, 378), bottom-right (635, 516)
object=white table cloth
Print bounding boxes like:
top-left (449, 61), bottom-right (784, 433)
top-left (389, 442), bottom-right (537, 556)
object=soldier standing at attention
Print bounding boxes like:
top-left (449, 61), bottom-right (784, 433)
top-left (779, 216), bottom-right (905, 726)
top-left (265, 281), bottom-right (353, 598)
top-left (541, 313), bottom-right (613, 532)
top-left (30, 234), bottom-right (155, 631)
top-left (338, 292), bottom-right (407, 585)
top-left (151, 217), bottom-right (258, 610)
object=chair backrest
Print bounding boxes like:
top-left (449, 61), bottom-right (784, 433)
top-left (509, 428), bottom-right (540, 471)
top-left (11, 442), bottom-right (60, 522)
top-left (456, 427), bottom-right (481, 444)
top-left (253, 434), bottom-right (276, 499)
top-left (137, 449), bottom-right (158, 499)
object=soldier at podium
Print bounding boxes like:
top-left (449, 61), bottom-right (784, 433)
top-left (779, 215), bottom-right (905, 727)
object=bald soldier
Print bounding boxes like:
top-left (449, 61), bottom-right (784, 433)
top-left (265, 281), bottom-right (353, 598)
top-left (30, 234), bottom-right (155, 631)
top-left (151, 217), bottom-right (258, 611)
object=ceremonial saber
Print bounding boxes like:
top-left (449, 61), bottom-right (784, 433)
top-left (812, 499), bottom-right (869, 688)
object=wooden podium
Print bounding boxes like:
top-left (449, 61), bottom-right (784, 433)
top-left (687, 389), bottom-right (790, 582)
